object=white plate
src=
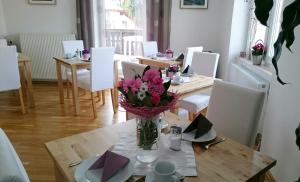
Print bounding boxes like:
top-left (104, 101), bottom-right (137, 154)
top-left (181, 124), bottom-right (217, 142)
top-left (74, 155), bottom-right (134, 182)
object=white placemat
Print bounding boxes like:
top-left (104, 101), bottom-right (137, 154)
top-left (111, 133), bottom-right (197, 177)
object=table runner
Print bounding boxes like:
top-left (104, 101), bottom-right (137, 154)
top-left (111, 133), bottom-right (197, 176)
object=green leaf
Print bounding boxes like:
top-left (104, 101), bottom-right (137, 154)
top-left (127, 90), bottom-right (138, 104)
top-left (296, 123), bottom-right (300, 150)
top-left (117, 87), bottom-right (128, 99)
top-left (142, 66), bottom-right (151, 76)
top-left (163, 80), bottom-right (171, 91)
top-left (142, 96), bottom-right (152, 107)
top-left (272, 31), bottom-right (288, 85)
top-left (254, 0), bottom-right (274, 26)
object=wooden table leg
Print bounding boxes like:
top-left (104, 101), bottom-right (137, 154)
top-left (24, 61), bottom-right (35, 107)
top-left (56, 60), bottom-right (64, 104)
top-left (71, 66), bottom-right (80, 116)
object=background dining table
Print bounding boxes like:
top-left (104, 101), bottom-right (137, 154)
top-left (138, 56), bottom-right (183, 68)
top-left (45, 111), bottom-right (276, 182)
top-left (53, 57), bottom-right (119, 116)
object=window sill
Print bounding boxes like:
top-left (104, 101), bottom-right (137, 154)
top-left (235, 57), bottom-right (273, 81)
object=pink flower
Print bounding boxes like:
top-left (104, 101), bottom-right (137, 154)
top-left (123, 78), bottom-right (142, 93)
top-left (151, 93), bottom-right (161, 106)
top-left (118, 80), bottom-right (124, 88)
top-left (143, 69), bottom-right (161, 82)
top-left (148, 82), bottom-right (165, 95)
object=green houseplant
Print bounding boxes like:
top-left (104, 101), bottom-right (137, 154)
top-left (255, 1), bottom-right (300, 181)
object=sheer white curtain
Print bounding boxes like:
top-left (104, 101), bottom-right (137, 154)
top-left (93, 0), bottom-right (146, 57)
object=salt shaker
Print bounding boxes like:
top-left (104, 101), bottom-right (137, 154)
top-left (169, 126), bottom-right (182, 151)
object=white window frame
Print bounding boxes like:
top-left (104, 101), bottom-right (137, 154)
top-left (246, 0), bottom-right (284, 60)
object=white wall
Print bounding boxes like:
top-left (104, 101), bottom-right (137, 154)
top-left (1, 0), bottom-right (76, 46)
top-left (0, 0), bottom-right (6, 35)
top-left (170, 0), bottom-right (249, 79)
top-left (261, 26), bottom-right (300, 181)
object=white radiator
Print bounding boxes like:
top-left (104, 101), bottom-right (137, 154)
top-left (20, 33), bottom-right (76, 80)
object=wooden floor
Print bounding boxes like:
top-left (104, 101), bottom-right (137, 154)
top-left (0, 83), bottom-right (126, 182)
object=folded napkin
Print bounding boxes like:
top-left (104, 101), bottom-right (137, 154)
top-left (89, 151), bottom-right (129, 182)
top-left (183, 114), bottom-right (213, 139)
top-left (177, 53), bottom-right (184, 60)
top-left (182, 65), bottom-right (190, 74)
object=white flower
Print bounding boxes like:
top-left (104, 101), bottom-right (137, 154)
top-left (139, 82), bottom-right (148, 93)
top-left (137, 91), bottom-right (146, 100)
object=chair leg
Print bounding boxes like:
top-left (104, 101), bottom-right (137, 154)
top-left (97, 91), bottom-right (101, 102)
top-left (91, 92), bottom-right (97, 118)
top-left (18, 88), bottom-right (26, 114)
top-left (188, 112), bottom-right (198, 121)
top-left (110, 89), bottom-right (116, 113)
top-left (102, 90), bottom-right (106, 105)
top-left (66, 81), bottom-right (70, 99)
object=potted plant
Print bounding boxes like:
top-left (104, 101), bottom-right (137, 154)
top-left (82, 49), bottom-right (90, 60)
top-left (166, 65), bottom-right (179, 79)
top-left (118, 66), bottom-right (178, 163)
top-left (251, 40), bottom-right (265, 65)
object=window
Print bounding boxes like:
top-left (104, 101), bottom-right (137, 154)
top-left (247, 0), bottom-right (284, 58)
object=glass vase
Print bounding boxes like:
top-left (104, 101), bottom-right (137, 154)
top-left (136, 115), bottom-right (160, 163)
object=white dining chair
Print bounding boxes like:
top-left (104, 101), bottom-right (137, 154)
top-left (179, 52), bottom-right (219, 120)
top-left (142, 41), bottom-right (158, 57)
top-left (0, 46), bottom-right (25, 114)
top-left (77, 47), bottom-right (116, 118)
top-left (121, 61), bottom-right (148, 79)
top-left (0, 129), bottom-right (30, 182)
top-left (182, 46), bottom-right (203, 69)
top-left (62, 40), bottom-right (90, 98)
top-left (207, 80), bottom-right (265, 146)
top-left (0, 39), bottom-right (7, 47)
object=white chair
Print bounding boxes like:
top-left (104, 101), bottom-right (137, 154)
top-left (0, 46), bottom-right (25, 114)
top-left (62, 40), bottom-right (90, 98)
top-left (121, 61), bottom-right (148, 79)
top-left (182, 46), bottom-right (203, 69)
top-left (0, 39), bottom-right (7, 47)
top-left (0, 129), bottom-right (30, 182)
top-left (207, 80), bottom-right (265, 146)
top-left (142, 41), bottom-right (158, 57)
top-left (179, 52), bottom-right (219, 120)
top-left (77, 47), bottom-right (116, 118)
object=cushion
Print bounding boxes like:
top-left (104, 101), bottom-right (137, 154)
top-left (179, 94), bottom-right (210, 114)
top-left (0, 129), bottom-right (29, 182)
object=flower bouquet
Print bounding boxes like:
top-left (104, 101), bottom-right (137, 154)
top-left (251, 40), bottom-right (265, 65)
top-left (166, 65), bottom-right (179, 79)
top-left (118, 66), bottom-right (177, 152)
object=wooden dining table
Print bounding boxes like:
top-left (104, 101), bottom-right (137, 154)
top-left (54, 57), bottom-right (119, 116)
top-left (45, 111), bottom-right (276, 182)
top-left (18, 53), bottom-right (35, 107)
top-left (138, 56), bottom-right (183, 68)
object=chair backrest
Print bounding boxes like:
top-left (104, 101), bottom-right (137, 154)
top-left (121, 61), bottom-right (148, 79)
top-left (0, 39), bottom-right (7, 47)
top-left (0, 46), bottom-right (21, 92)
top-left (191, 52), bottom-right (219, 78)
top-left (207, 80), bottom-right (265, 146)
top-left (90, 47), bottom-right (115, 92)
top-left (0, 129), bottom-right (30, 182)
top-left (142, 41), bottom-right (158, 57)
top-left (62, 40), bottom-right (84, 57)
top-left (183, 46), bottom-right (203, 69)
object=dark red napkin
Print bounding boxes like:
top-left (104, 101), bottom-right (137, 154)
top-left (88, 151), bottom-right (129, 182)
top-left (183, 113), bottom-right (213, 139)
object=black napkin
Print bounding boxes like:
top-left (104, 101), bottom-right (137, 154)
top-left (176, 53), bottom-right (184, 60)
top-left (182, 65), bottom-right (189, 74)
top-left (183, 114), bottom-right (213, 139)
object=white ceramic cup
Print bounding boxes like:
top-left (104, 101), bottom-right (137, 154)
top-left (153, 161), bottom-right (180, 182)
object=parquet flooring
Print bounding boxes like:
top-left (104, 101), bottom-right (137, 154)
top-left (0, 82), bottom-right (126, 182)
